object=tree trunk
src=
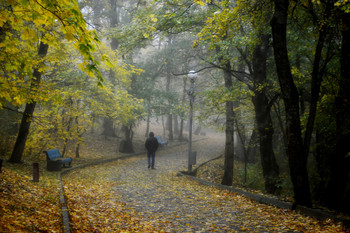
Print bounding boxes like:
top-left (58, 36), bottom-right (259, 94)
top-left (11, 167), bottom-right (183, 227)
top-left (303, 2), bottom-right (332, 159)
top-left (194, 125), bottom-right (201, 135)
top-left (109, 0), bottom-right (120, 49)
top-left (234, 117), bottom-right (248, 184)
top-left (9, 41), bottom-right (49, 163)
top-left (62, 116), bottom-right (73, 157)
top-left (162, 115), bottom-right (165, 136)
top-left (252, 34), bottom-right (281, 195)
top-left (174, 114), bottom-right (179, 135)
top-left (145, 105), bottom-right (150, 137)
top-left (165, 35), bottom-right (174, 140)
top-left (270, 0), bottom-right (312, 206)
top-left (179, 77), bottom-right (187, 140)
top-left (75, 143), bottom-right (80, 158)
top-left (102, 117), bottom-right (117, 138)
top-left (75, 116), bottom-right (83, 158)
top-left (103, 0), bottom-right (119, 138)
top-left (247, 127), bottom-right (258, 163)
top-left (168, 114), bottom-right (173, 139)
top-left (272, 101), bottom-right (288, 156)
top-left (166, 58), bottom-right (173, 140)
top-left (221, 63), bottom-right (235, 186)
top-left (119, 124), bottom-right (134, 153)
top-left (324, 12), bottom-right (350, 211)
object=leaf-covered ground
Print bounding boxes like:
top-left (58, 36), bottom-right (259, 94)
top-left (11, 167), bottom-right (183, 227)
top-left (0, 127), bottom-right (348, 232)
top-left (63, 135), bottom-right (347, 232)
top-left (0, 168), bottom-right (61, 232)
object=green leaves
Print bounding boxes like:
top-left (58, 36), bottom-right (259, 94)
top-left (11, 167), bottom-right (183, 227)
top-left (335, 0), bottom-right (350, 13)
top-left (0, 0), bottom-right (104, 109)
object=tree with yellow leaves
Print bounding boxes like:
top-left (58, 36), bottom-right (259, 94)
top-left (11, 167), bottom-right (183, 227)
top-left (0, 0), bottom-right (102, 163)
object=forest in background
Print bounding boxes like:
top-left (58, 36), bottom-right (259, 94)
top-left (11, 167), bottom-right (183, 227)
top-left (0, 0), bottom-right (349, 215)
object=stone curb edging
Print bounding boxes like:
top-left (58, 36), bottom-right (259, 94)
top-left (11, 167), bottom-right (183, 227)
top-left (57, 137), bottom-right (350, 232)
top-left (177, 171), bottom-right (350, 229)
top-left (58, 152), bottom-right (146, 233)
top-left (57, 140), bottom-right (190, 233)
top-left (59, 175), bottom-right (70, 233)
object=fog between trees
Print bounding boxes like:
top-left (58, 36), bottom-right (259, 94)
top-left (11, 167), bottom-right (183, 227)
top-left (0, 0), bottom-right (349, 214)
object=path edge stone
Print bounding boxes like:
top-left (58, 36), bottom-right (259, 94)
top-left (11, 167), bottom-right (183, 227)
top-left (59, 152), bottom-right (147, 233)
top-left (58, 141), bottom-right (189, 233)
top-left (177, 171), bottom-right (350, 229)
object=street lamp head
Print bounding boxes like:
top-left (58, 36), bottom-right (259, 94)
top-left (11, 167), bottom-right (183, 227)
top-left (188, 70), bottom-right (197, 82)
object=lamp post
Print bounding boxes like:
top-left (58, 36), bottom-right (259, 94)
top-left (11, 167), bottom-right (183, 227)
top-left (187, 70), bottom-right (197, 173)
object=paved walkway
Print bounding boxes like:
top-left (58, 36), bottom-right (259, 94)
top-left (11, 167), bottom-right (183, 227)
top-left (63, 133), bottom-right (347, 232)
top-left (108, 136), bottom-right (328, 232)
top-left (112, 136), bottom-right (227, 230)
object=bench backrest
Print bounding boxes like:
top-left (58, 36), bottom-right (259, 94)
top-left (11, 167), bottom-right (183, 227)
top-left (46, 149), bottom-right (61, 160)
top-left (155, 136), bottom-right (162, 143)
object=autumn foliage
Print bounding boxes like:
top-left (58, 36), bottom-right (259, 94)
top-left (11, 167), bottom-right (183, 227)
top-left (63, 149), bottom-right (347, 232)
top-left (0, 168), bottom-right (61, 232)
top-left (64, 168), bottom-right (160, 232)
top-left (1, 134), bottom-right (349, 232)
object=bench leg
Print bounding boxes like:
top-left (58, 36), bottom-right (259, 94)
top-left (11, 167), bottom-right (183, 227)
top-left (47, 161), bottom-right (62, 171)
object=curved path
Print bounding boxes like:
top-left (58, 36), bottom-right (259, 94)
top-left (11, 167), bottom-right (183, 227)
top-left (107, 136), bottom-right (334, 232)
top-left (63, 134), bottom-right (346, 232)
top-left (112, 136), bottom-right (231, 232)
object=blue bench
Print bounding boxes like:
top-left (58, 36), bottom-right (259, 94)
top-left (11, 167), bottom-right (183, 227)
top-left (44, 149), bottom-right (72, 171)
top-left (155, 136), bottom-right (168, 147)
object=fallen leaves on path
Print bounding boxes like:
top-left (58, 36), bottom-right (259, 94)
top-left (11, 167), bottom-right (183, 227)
top-left (63, 160), bottom-right (164, 232)
top-left (63, 154), bottom-right (347, 233)
top-left (0, 168), bottom-right (61, 232)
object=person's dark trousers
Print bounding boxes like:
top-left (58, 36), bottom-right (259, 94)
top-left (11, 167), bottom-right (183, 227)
top-left (147, 151), bottom-right (155, 168)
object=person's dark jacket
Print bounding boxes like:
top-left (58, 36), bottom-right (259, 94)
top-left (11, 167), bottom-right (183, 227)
top-left (145, 132), bottom-right (159, 153)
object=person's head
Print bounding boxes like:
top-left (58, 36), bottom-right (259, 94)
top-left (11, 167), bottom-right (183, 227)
top-left (149, 132), bottom-right (154, 137)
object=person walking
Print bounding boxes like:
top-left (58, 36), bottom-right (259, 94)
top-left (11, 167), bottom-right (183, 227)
top-left (145, 132), bottom-right (159, 169)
